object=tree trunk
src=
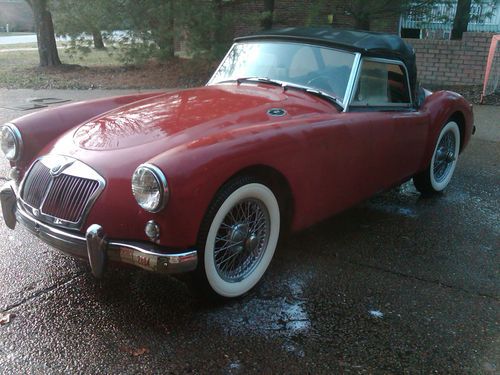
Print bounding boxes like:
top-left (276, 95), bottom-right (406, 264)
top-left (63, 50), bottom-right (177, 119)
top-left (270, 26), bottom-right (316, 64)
top-left (261, 0), bottom-right (275, 30)
top-left (27, 0), bottom-right (61, 67)
top-left (92, 29), bottom-right (105, 49)
top-left (451, 0), bottom-right (472, 40)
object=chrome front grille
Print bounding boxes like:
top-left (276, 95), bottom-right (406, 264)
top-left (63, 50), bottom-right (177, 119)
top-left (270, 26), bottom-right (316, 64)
top-left (19, 156), bottom-right (105, 229)
top-left (42, 173), bottom-right (100, 222)
top-left (21, 161), bottom-right (52, 208)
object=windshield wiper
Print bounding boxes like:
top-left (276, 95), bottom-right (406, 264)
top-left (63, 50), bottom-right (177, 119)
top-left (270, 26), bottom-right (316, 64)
top-left (283, 83), bottom-right (344, 111)
top-left (216, 77), bottom-right (283, 87)
top-left (237, 77), bottom-right (283, 87)
top-left (215, 77), bottom-right (344, 110)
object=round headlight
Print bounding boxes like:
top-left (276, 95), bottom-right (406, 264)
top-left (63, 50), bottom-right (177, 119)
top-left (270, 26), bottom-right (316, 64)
top-left (131, 164), bottom-right (169, 212)
top-left (1, 124), bottom-right (23, 161)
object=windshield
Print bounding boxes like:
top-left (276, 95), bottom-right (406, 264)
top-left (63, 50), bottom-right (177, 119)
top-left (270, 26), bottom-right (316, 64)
top-left (208, 41), bottom-right (356, 102)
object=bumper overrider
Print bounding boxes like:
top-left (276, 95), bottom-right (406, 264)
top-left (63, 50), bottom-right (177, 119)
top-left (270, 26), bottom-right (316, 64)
top-left (0, 181), bottom-right (197, 277)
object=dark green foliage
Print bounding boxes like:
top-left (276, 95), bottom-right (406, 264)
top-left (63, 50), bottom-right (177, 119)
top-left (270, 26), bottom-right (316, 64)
top-left (53, 0), bottom-right (239, 64)
top-left (181, 0), bottom-right (237, 60)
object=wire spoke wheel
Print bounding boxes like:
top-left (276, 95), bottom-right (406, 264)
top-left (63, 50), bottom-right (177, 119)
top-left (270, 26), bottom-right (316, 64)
top-left (200, 179), bottom-right (281, 298)
top-left (214, 199), bottom-right (270, 282)
top-left (414, 120), bottom-right (460, 194)
top-left (433, 130), bottom-right (456, 183)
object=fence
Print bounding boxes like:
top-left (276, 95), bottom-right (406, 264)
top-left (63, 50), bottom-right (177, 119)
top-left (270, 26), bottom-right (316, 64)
top-left (402, 0), bottom-right (500, 33)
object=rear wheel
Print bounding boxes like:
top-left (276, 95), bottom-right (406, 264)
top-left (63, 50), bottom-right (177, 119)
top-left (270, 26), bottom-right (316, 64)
top-left (195, 176), bottom-right (280, 298)
top-left (413, 121), bottom-right (460, 194)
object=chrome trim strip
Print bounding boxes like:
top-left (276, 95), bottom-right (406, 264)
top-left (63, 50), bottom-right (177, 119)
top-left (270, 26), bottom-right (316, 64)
top-left (349, 103), bottom-right (412, 108)
top-left (2, 123), bottom-right (23, 162)
top-left (343, 52), bottom-right (362, 112)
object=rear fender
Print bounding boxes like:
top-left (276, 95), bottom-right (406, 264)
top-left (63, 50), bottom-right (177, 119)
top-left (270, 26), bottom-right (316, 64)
top-left (417, 90), bottom-right (473, 172)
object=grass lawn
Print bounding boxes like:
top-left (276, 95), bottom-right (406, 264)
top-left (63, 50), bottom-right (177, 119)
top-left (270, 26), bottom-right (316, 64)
top-left (0, 48), bottom-right (215, 90)
top-left (0, 42), bottom-right (38, 50)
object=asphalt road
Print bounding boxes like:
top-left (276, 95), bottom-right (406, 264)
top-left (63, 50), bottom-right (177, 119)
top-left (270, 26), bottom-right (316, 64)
top-left (0, 91), bottom-right (498, 374)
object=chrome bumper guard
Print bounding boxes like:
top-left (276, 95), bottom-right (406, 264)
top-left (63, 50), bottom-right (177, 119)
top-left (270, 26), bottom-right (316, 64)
top-left (0, 182), bottom-right (197, 277)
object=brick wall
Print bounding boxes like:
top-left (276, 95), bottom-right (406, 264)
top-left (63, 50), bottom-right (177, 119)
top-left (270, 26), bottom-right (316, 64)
top-left (219, 3), bottom-right (494, 88)
top-left (405, 32), bottom-right (496, 86)
top-left (230, 0), bottom-right (399, 38)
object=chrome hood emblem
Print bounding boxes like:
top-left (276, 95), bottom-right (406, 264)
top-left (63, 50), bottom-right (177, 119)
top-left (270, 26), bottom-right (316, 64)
top-left (49, 159), bottom-right (75, 177)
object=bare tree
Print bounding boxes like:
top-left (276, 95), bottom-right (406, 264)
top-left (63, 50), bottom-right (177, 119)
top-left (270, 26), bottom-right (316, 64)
top-left (25, 0), bottom-right (61, 66)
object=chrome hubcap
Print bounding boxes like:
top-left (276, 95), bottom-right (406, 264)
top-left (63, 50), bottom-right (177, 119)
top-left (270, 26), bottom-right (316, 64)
top-left (433, 130), bottom-right (456, 183)
top-left (214, 199), bottom-right (270, 283)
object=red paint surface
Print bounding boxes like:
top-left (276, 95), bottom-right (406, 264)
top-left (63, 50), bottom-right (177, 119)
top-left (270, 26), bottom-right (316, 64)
top-left (11, 84), bottom-right (473, 250)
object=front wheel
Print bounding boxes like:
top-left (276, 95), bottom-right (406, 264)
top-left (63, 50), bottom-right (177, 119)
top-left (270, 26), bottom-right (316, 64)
top-left (196, 177), bottom-right (280, 298)
top-left (413, 121), bottom-right (461, 194)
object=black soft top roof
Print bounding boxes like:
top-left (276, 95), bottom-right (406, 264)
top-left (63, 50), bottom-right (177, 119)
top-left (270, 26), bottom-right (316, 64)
top-left (235, 28), bottom-right (418, 101)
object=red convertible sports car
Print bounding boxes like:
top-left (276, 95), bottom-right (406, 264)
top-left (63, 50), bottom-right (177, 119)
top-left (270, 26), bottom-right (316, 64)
top-left (0, 28), bottom-right (474, 298)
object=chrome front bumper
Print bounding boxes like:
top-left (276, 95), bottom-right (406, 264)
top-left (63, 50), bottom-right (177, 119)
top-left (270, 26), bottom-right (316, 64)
top-left (0, 182), bottom-right (197, 277)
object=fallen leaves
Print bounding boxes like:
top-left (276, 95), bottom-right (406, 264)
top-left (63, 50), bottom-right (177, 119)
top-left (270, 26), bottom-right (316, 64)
top-left (0, 312), bottom-right (14, 325)
top-left (0, 54), bottom-right (217, 91)
top-left (119, 346), bottom-right (150, 357)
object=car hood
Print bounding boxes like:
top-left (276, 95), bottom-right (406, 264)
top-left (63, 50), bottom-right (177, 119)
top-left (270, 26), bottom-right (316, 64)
top-left (72, 84), bottom-right (333, 151)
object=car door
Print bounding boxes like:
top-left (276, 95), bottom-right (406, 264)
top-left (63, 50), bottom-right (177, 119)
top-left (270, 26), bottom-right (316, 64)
top-left (349, 58), bottom-right (429, 191)
top-left (297, 109), bottom-right (380, 224)
top-left (290, 50), bottom-right (379, 221)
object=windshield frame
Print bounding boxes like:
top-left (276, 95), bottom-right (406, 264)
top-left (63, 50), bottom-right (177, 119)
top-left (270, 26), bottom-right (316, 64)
top-left (207, 41), bottom-right (362, 110)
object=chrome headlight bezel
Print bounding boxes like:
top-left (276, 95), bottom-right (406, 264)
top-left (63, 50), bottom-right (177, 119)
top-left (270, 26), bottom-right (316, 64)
top-left (131, 164), bottom-right (169, 213)
top-left (1, 123), bottom-right (23, 161)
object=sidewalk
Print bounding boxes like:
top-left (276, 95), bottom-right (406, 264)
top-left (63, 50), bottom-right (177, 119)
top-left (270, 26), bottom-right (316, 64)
top-left (473, 104), bottom-right (500, 142)
top-left (0, 47), bottom-right (66, 53)
top-left (0, 88), bottom-right (160, 125)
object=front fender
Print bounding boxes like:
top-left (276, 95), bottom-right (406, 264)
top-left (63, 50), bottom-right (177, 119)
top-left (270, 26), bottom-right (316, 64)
top-left (147, 121), bottom-right (309, 248)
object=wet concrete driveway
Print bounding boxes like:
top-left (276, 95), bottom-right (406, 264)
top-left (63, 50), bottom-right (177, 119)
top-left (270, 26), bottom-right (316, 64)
top-left (0, 93), bottom-right (498, 374)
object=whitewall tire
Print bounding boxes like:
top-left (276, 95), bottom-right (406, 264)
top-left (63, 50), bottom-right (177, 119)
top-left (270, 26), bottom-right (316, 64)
top-left (197, 178), bottom-right (280, 298)
top-left (414, 121), bottom-right (461, 194)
